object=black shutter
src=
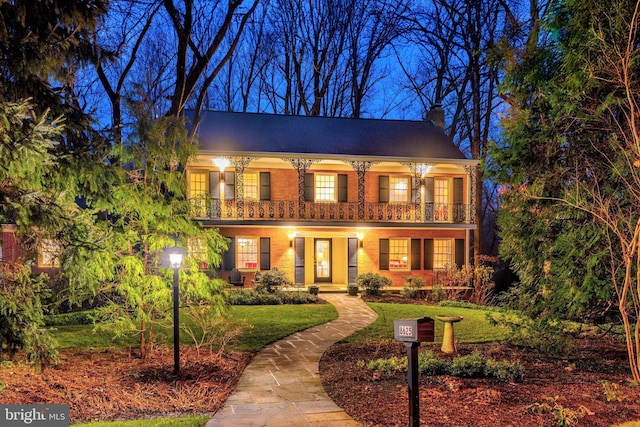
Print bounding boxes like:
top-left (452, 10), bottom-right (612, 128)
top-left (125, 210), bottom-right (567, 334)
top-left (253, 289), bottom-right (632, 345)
top-left (424, 239), bottom-right (434, 270)
top-left (224, 237), bottom-right (235, 270)
top-left (453, 178), bottom-right (463, 204)
top-left (294, 237), bottom-right (305, 285)
top-left (209, 171), bottom-right (220, 199)
top-left (304, 173), bottom-right (314, 201)
top-left (260, 172), bottom-right (271, 201)
top-left (424, 177), bottom-right (434, 203)
top-left (379, 175), bottom-right (389, 203)
top-left (411, 239), bottom-right (421, 270)
top-left (338, 174), bottom-right (348, 202)
top-left (348, 237), bottom-right (358, 284)
top-left (260, 237), bottom-right (270, 270)
top-left (224, 171), bottom-right (235, 200)
top-left (455, 239), bottom-right (465, 268)
top-left (379, 238), bottom-right (389, 270)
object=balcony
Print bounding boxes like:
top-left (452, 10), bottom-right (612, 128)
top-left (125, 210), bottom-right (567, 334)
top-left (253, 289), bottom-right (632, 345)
top-left (189, 197), bottom-right (472, 224)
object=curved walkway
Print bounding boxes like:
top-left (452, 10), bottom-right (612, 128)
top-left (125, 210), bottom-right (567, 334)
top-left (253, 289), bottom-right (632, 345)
top-left (206, 293), bottom-right (378, 427)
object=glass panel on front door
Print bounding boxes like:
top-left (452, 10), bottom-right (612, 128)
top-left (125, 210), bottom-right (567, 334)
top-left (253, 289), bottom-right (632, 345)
top-left (315, 239), bottom-right (332, 282)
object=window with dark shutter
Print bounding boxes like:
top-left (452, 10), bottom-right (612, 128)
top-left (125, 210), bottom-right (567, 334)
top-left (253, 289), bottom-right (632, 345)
top-left (224, 171), bottom-right (235, 200)
top-left (338, 174), bottom-right (348, 202)
top-left (259, 237), bottom-right (270, 270)
top-left (411, 239), bottom-right (421, 270)
top-left (304, 173), bottom-right (314, 201)
top-left (453, 178), bottom-right (464, 204)
top-left (260, 172), bottom-right (271, 200)
top-left (209, 171), bottom-right (220, 200)
top-left (455, 239), bottom-right (465, 268)
top-left (379, 175), bottom-right (389, 203)
top-left (379, 238), bottom-right (389, 270)
top-left (224, 237), bottom-right (235, 270)
top-left (424, 239), bottom-right (434, 270)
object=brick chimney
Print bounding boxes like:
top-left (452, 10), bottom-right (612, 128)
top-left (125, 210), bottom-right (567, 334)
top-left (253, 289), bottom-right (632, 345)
top-left (427, 100), bottom-right (445, 129)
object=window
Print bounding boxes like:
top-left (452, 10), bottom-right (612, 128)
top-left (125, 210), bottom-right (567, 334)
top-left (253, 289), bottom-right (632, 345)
top-left (433, 239), bottom-right (452, 269)
top-left (243, 172), bottom-right (258, 200)
top-left (434, 178), bottom-right (450, 221)
top-left (389, 176), bottom-right (409, 203)
top-left (188, 171), bottom-right (208, 198)
top-left (237, 237), bottom-right (258, 270)
top-left (389, 238), bottom-right (409, 270)
top-left (39, 239), bottom-right (61, 267)
top-left (315, 174), bottom-right (336, 202)
top-left (188, 238), bottom-right (208, 269)
top-left (188, 171), bottom-right (208, 217)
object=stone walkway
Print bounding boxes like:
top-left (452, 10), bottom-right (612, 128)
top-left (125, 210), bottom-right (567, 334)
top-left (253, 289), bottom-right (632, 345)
top-left (206, 293), bottom-right (378, 427)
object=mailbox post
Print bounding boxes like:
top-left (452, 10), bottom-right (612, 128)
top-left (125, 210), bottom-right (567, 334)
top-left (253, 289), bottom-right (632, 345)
top-left (394, 317), bottom-right (434, 427)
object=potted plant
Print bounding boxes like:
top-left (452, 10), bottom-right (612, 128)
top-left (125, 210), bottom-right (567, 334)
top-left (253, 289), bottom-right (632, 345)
top-left (308, 285), bottom-right (319, 295)
top-left (347, 284), bottom-right (359, 296)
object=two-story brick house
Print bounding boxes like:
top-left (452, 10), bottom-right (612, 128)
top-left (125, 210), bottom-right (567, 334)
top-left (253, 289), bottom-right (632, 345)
top-left (187, 111), bottom-right (477, 290)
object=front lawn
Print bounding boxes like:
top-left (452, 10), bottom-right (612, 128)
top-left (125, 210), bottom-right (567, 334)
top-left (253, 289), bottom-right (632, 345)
top-left (345, 302), bottom-right (509, 344)
top-left (49, 303), bottom-right (338, 352)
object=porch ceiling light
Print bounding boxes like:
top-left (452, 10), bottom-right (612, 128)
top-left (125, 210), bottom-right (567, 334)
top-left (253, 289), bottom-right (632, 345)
top-left (213, 157), bottom-right (230, 172)
top-left (418, 163), bottom-right (432, 178)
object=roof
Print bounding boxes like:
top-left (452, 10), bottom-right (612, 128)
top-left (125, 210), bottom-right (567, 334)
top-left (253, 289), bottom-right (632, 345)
top-left (191, 110), bottom-right (468, 161)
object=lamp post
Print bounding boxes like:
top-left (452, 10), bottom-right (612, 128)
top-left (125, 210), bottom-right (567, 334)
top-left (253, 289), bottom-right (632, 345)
top-left (165, 245), bottom-right (184, 375)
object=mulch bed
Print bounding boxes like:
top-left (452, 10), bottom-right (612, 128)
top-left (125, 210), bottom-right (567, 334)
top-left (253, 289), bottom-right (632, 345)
top-left (320, 339), bottom-right (640, 427)
top-left (0, 347), bottom-right (251, 424)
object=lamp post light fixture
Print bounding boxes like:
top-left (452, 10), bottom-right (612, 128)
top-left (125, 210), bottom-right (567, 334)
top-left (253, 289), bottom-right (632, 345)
top-left (164, 245), bottom-right (185, 375)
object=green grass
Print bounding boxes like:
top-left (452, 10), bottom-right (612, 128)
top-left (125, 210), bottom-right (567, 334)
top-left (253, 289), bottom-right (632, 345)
top-left (345, 302), bottom-right (509, 344)
top-left (73, 415), bottom-right (209, 426)
top-left (228, 304), bottom-right (338, 351)
top-left (50, 304), bottom-right (338, 352)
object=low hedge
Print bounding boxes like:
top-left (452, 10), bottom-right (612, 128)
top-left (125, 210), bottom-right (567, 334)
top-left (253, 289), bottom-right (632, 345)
top-left (226, 290), bottom-right (319, 305)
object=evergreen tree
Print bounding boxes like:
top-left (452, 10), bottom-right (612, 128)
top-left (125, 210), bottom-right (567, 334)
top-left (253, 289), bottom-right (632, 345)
top-left (493, 0), bottom-right (640, 379)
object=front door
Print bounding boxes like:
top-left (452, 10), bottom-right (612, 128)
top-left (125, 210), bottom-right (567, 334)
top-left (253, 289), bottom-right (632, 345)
top-left (314, 238), bottom-right (332, 283)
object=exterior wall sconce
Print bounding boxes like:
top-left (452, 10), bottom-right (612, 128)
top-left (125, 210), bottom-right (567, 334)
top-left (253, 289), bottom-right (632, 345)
top-left (288, 231), bottom-right (296, 248)
top-left (359, 239), bottom-right (363, 248)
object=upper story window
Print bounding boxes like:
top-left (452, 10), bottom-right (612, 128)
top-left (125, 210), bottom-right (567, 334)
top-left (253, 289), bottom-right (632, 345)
top-left (39, 239), bottom-right (61, 267)
top-left (389, 176), bottom-right (410, 203)
top-left (433, 239), bottom-right (452, 270)
top-left (434, 178), bottom-right (450, 221)
top-left (188, 171), bottom-right (208, 198)
top-left (243, 172), bottom-right (258, 200)
top-left (389, 238), bottom-right (409, 270)
top-left (315, 174), bottom-right (336, 202)
top-left (237, 237), bottom-right (258, 270)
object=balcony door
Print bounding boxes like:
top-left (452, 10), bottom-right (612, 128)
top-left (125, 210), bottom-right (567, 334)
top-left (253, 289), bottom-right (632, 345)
top-left (314, 238), bottom-right (332, 283)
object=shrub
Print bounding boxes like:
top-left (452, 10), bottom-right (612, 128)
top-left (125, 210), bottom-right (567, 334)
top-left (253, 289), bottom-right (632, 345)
top-left (356, 272), bottom-right (391, 296)
top-left (363, 349), bottom-right (525, 382)
top-left (401, 276), bottom-right (425, 299)
top-left (227, 290), bottom-right (317, 305)
top-left (449, 351), bottom-right (487, 377)
top-left (366, 356), bottom-right (407, 374)
top-left (489, 314), bottom-right (574, 356)
top-left (44, 310), bottom-right (97, 326)
top-left (484, 358), bottom-right (526, 382)
top-left (418, 350), bottom-right (448, 376)
top-left (431, 284), bottom-right (445, 303)
top-left (254, 269), bottom-right (292, 293)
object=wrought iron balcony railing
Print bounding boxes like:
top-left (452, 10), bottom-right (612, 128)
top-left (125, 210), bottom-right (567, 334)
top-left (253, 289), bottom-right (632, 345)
top-left (189, 197), bottom-right (472, 224)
